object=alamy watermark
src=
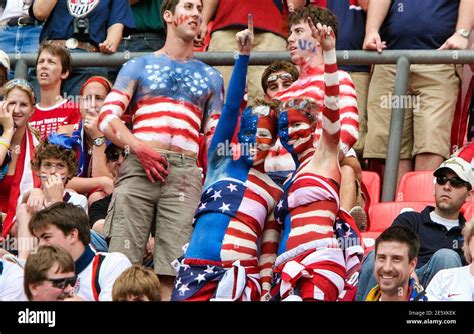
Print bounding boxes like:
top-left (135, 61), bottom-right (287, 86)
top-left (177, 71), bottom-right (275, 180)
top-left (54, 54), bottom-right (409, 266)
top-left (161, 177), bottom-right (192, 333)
top-left (380, 93), bottom-right (421, 113)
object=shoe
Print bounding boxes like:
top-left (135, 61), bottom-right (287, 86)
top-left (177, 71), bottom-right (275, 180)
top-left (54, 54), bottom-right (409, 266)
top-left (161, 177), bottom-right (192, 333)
top-left (349, 205), bottom-right (367, 232)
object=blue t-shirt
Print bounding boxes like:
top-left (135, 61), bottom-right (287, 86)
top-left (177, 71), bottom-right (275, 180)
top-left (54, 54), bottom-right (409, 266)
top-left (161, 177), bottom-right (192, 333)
top-left (381, 0), bottom-right (459, 50)
top-left (325, 0), bottom-right (369, 73)
top-left (34, 0), bottom-right (135, 46)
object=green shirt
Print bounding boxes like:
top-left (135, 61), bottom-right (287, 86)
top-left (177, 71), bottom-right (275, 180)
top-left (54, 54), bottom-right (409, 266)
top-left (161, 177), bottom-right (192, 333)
top-left (131, 0), bottom-right (164, 32)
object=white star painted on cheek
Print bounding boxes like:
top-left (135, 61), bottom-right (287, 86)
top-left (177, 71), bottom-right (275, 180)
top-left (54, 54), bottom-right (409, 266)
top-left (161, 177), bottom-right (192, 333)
top-left (219, 202), bottom-right (230, 213)
top-left (195, 273), bottom-right (206, 283)
top-left (211, 190), bottom-right (222, 201)
top-left (178, 283), bottom-right (190, 295)
top-left (226, 183), bottom-right (238, 192)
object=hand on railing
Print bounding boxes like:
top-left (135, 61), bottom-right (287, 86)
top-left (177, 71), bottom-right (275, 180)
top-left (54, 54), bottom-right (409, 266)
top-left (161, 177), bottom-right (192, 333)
top-left (363, 31), bottom-right (387, 53)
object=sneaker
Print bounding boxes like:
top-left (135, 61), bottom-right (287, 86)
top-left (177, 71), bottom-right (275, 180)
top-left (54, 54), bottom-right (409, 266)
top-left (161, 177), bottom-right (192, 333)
top-left (349, 205), bottom-right (367, 232)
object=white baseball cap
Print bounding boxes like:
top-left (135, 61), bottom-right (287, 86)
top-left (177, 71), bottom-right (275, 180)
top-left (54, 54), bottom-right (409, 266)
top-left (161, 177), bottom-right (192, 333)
top-left (0, 50), bottom-right (10, 73)
top-left (433, 157), bottom-right (474, 189)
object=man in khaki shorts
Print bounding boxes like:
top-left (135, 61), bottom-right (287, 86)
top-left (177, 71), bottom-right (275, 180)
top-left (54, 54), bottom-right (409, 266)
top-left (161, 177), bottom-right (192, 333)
top-left (98, 0), bottom-right (224, 300)
top-left (363, 0), bottom-right (470, 185)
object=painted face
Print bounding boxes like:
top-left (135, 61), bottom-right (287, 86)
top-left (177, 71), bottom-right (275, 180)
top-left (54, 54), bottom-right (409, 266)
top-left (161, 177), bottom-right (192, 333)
top-left (374, 241), bottom-right (416, 299)
top-left (39, 158), bottom-right (71, 186)
top-left (287, 21), bottom-right (318, 66)
top-left (36, 50), bottom-right (68, 88)
top-left (265, 71), bottom-right (294, 99)
top-left (237, 106), bottom-right (276, 166)
top-left (169, 0), bottom-right (203, 41)
top-left (278, 100), bottom-right (316, 154)
top-left (5, 88), bottom-right (34, 128)
top-left (435, 170), bottom-right (471, 215)
top-left (31, 263), bottom-right (76, 301)
top-left (80, 82), bottom-right (109, 117)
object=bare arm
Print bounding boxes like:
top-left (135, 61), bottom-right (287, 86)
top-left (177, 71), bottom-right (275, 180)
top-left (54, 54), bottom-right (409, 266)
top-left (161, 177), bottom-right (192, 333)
top-left (32, 0), bottom-right (58, 21)
top-left (99, 23), bottom-right (124, 54)
top-left (195, 0), bottom-right (219, 47)
top-left (287, 0), bottom-right (306, 11)
top-left (363, 0), bottom-right (390, 52)
top-left (438, 0), bottom-right (474, 50)
top-left (359, 0), bottom-right (370, 12)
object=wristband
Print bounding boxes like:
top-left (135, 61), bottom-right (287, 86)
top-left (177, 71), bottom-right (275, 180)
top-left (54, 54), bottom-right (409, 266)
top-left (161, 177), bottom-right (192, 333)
top-left (0, 138), bottom-right (11, 150)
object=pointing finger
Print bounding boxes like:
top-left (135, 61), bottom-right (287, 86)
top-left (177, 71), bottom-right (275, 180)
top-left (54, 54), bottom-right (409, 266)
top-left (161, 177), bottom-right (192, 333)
top-left (248, 13), bottom-right (253, 34)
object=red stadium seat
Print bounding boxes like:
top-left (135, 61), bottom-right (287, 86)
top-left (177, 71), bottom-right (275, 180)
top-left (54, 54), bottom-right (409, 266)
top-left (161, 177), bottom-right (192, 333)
top-left (361, 231), bottom-right (382, 255)
top-left (396, 171), bottom-right (435, 202)
top-left (361, 171), bottom-right (381, 204)
top-left (368, 201), bottom-right (434, 232)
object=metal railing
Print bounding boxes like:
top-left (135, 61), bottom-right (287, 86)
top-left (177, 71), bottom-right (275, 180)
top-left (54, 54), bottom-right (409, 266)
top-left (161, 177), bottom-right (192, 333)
top-left (7, 50), bottom-right (474, 201)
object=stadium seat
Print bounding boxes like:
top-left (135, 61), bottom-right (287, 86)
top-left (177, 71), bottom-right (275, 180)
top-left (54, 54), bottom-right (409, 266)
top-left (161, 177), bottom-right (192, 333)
top-left (396, 170), bottom-right (435, 202)
top-left (361, 171), bottom-right (381, 204)
top-left (368, 201), bottom-right (434, 232)
top-left (361, 231), bottom-right (382, 255)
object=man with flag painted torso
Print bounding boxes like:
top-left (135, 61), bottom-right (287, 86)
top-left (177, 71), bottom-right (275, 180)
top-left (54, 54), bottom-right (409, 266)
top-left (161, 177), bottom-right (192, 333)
top-left (170, 16), bottom-right (283, 301)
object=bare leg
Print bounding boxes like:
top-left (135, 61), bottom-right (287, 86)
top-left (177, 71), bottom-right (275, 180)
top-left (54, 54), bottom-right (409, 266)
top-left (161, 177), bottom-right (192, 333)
top-left (415, 153), bottom-right (444, 171)
top-left (158, 274), bottom-right (175, 301)
top-left (340, 165), bottom-right (357, 212)
top-left (398, 159), bottom-right (414, 189)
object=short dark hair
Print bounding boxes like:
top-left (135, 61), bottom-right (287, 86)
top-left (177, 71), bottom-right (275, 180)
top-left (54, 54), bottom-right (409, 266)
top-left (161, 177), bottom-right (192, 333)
top-left (261, 60), bottom-right (299, 93)
top-left (289, 5), bottom-right (339, 39)
top-left (375, 226), bottom-right (420, 262)
top-left (36, 43), bottom-right (72, 77)
top-left (29, 202), bottom-right (91, 246)
top-left (24, 245), bottom-right (75, 301)
top-left (160, 0), bottom-right (181, 18)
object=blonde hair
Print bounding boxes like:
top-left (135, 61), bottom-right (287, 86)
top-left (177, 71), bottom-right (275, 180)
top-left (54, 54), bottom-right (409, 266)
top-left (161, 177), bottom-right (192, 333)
top-left (112, 265), bottom-right (161, 301)
top-left (462, 221), bottom-right (474, 264)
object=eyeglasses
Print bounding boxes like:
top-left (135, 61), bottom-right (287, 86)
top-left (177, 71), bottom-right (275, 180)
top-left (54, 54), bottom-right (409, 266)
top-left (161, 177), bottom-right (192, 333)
top-left (41, 161), bottom-right (68, 171)
top-left (436, 176), bottom-right (469, 189)
top-left (46, 276), bottom-right (77, 289)
top-left (106, 150), bottom-right (126, 162)
top-left (266, 72), bottom-right (294, 84)
top-left (277, 98), bottom-right (318, 119)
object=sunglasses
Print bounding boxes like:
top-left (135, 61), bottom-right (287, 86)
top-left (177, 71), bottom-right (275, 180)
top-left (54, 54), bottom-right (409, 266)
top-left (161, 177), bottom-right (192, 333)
top-left (106, 150), bottom-right (126, 162)
top-left (266, 72), bottom-right (294, 83)
top-left (436, 176), bottom-right (469, 189)
top-left (46, 276), bottom-right (77, 289)
top-left (277, 98), bottom-right (318, 119)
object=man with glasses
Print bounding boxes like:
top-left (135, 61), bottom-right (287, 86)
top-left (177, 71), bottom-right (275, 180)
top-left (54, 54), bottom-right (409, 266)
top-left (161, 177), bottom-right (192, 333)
top-left (24, 245), bottom-right (77, 301)
top-left (356, 156), bottom-right (473, 300)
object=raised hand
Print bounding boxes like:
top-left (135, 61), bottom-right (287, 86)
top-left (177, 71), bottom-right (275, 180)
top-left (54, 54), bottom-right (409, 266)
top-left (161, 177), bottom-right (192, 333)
top-left (307, 17), bottom-right (335, 52)
top-left (0, 100), bottom-right (15, 133)
top-left (83, 109), bottom-right (103, 140)
top-left (43, 173), bottom-right (65, 205)
top-left (235, 13), bottom-right (254, 56)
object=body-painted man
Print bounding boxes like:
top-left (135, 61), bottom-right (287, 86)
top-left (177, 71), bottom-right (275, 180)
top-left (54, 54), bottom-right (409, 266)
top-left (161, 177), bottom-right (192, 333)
top-left (170, 16), bottom-right (282, 301)
top-left (97, 0), bottom-right (224, 300)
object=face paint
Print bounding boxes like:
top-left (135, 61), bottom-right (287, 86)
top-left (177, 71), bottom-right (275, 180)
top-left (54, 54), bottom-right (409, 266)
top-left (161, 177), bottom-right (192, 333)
top-left (254, 115), bottom-right (276, 164)
top-left (173, 14), bottom-right (190, 27)
top-left (237, 107), bottom-right (259, 164)
top-left (297, 39), bottom-right (317, 53)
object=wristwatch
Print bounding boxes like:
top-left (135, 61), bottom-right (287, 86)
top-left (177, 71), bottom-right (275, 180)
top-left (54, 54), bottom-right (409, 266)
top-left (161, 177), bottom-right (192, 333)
top-left (457, 29), bottom-right (471, 39)
top-left (93, 136), bottom-right (107, 146)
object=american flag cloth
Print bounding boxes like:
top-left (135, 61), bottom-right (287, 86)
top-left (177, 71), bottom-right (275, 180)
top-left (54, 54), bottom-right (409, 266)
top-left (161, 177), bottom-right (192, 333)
top-left (268, 246), bottom-right (346, 301)
top-left (334, 209), bottom-right (364, 301)
top-left (170, 258), bottom-right (261, 301)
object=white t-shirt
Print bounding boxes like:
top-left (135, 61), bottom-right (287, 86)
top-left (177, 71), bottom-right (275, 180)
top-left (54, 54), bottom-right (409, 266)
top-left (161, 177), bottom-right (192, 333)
top-left (426, 265), bottom-right (474, 301)
top-left (1, 0), bottom-right (32, 22)
top-left (75, 245), bottom-right (131, 301)
top-left (0, 254), bottom-right (26, 301)
top-left (429, 211), bottom-right (459, 231)
top-left (65, 190), bottom-right (88, 214)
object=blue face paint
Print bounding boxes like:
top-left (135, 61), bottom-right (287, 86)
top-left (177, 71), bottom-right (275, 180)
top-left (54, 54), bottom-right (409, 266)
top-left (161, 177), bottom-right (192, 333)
top-left (237, 107), bottom-right (259, 164)
top-left (278, 111), bottom-right (294, 154)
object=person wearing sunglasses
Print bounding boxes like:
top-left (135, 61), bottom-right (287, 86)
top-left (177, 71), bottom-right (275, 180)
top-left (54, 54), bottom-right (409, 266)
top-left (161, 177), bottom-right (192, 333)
top-left (356, 156), bottom-right (473, 300)
top-left (24, 245), bottom-right (77, 301)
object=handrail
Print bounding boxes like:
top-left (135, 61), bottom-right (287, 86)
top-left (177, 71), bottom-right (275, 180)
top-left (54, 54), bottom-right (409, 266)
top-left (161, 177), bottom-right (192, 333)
top-left (7, 50), bottom-right (474, 201)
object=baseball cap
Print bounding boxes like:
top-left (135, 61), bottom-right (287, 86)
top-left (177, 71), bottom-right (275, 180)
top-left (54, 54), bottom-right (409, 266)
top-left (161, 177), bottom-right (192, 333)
top-left (0, 50), bottom-right (10, 73)
top-left (433, 157), bottom-right (474, 189)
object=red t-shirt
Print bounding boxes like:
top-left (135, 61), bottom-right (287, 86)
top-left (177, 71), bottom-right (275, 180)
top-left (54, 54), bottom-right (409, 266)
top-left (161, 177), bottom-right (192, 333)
top-left (211, 0), bottom-right (289, 38)
top-left (29, 99), bottom-right (81, 140)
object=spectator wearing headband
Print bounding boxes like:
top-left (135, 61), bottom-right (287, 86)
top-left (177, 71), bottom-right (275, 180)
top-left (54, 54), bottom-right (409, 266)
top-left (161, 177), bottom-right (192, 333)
top-left (0, 78), bottom-right (41, 238)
